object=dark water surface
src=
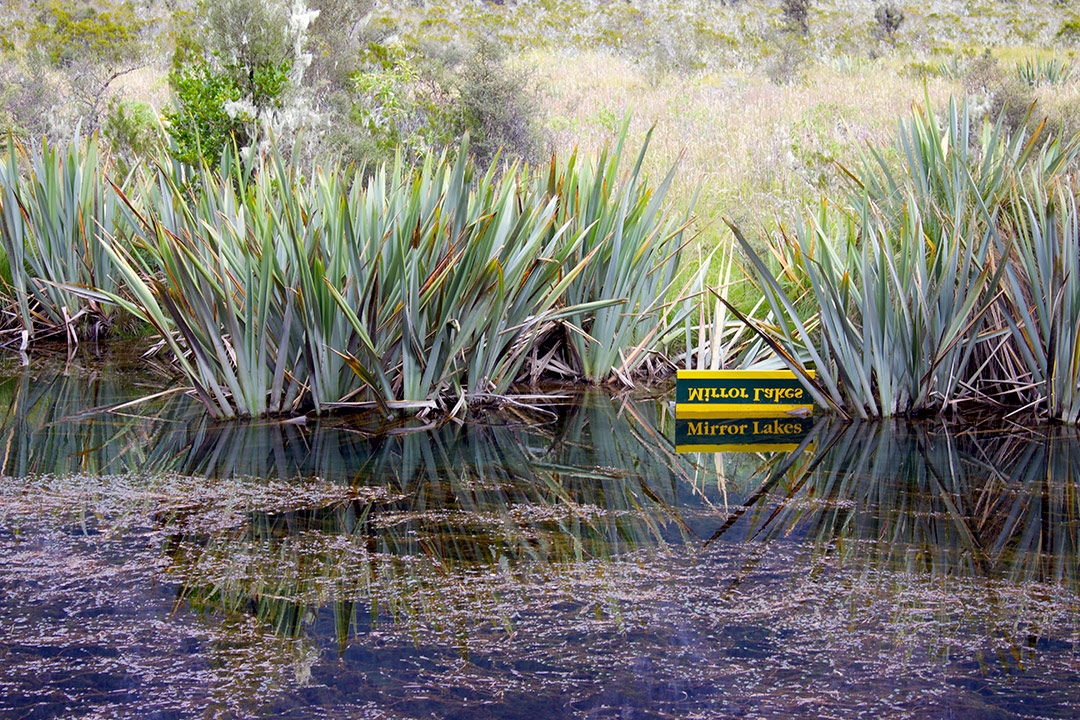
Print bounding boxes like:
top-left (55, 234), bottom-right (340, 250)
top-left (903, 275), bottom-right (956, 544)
top-left (0, 355), bottom-right (1078, 718)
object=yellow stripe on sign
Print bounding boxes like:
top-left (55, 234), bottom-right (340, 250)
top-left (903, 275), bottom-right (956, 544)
top-left (675, 404), bottom-right (814, 418)
top-left (675, 443), bottom-right (811, 453)
top-left (676, 369), bottom-right (817, 380)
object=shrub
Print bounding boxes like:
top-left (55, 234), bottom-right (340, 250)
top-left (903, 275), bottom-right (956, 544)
top-left (1057, 17), bottom-right (1080, 44)
top-left (348, 41), bottom-right (455, 163)
top-left (873, 2), bottom-right (904, 43)
top-left (765, 37), bottom-right (807, 84)
top-left (27, 0), bottom-right (144, 68)
top-left (0, 52), bottom-right (64, 141)
top-left (19, 0), bottom-right (149, 134)
top-left (345, 39), bottom-right (545, 169)
top-left (163, 62), bottom-right (245, 167)
top-left (782, 0), bottom-right (810, 36)
top-left (163, 0), bottom-right (319, 165)
top-left (455, 41), bottom-right (544, 168)
top-left (306, 0), bottom-right (377, 92)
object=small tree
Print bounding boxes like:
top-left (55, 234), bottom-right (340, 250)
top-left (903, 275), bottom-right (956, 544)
top-left (874, 2), bottom-right (905, 44)
top-left (165, 0), bottom-right (317, 165)
top-left (455, 41), bottom-right (543, 168)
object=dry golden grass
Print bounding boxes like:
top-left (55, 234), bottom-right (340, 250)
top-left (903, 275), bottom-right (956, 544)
top-left (531, 49), bottom-right (962, 256)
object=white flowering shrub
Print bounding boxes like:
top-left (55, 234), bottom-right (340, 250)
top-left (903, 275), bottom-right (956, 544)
top-left (165, 0), bottom-right (322, 165)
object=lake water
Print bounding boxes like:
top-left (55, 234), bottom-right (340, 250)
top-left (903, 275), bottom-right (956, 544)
top-left (0, 353), bottom-right (1077, 718)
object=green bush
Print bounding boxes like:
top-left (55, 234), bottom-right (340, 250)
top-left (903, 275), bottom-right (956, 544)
top-left (306, 0), bottom-right (377, 92)
top-left (202, 0), bottom-right (295, 116)
top-left (346, 39), bottom-right (545, 169)
top-left (348, 42), bottom-right (454, 163)
top-left (1057, 17), bottom-right (1080, 44)
top-left (162, 0), bottom-right (309, 165)
top-left (454, 41), bottom-right (543, 168)
top-left (163, 63), bottom-right (245, 167)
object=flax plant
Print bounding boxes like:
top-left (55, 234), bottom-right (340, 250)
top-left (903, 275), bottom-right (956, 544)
top-left (0, 133), bottom-right (122, 345)
top-left (547, 128), bottom-right (693, 383)
top-left (732, 96), bottom-right (1072, 418)
top-left (104, 148), bottom-right (305, 419)
top-left (84, 128), bottom-right (690, 420)
top-left (994, 178), bottom-right (1080, 421)
top-left (328, 146), bottom-right (609, 412)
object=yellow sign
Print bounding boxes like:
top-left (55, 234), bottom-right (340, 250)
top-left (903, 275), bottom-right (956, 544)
top-left (675, 369), bottom-right (814, 418)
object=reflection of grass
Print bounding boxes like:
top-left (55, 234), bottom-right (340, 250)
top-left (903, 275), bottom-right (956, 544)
top-left (0, 358), bottom-right (195, 477)
top-left (161, 411), bottom-right (1080, 664)
top-left (156, 392), bottom-right (701, 645)
top-left (725, 419), bottom-right (1080, 593)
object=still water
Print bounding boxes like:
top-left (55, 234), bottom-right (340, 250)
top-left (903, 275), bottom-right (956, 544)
top-left (0, 353), bottom-right (1077, 718)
